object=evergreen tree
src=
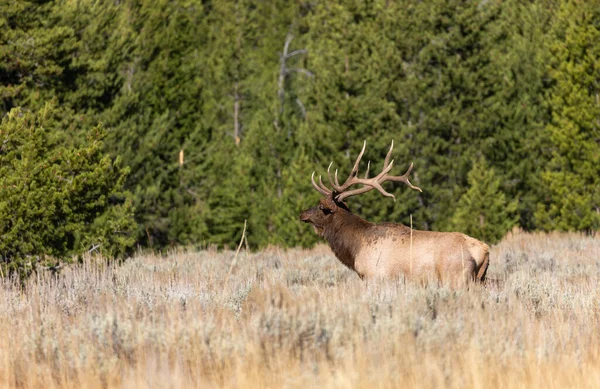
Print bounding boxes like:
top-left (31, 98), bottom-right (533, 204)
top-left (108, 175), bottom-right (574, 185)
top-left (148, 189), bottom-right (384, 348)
top-left (482, 0), bottom-right (554, 230)
top-left (0, 0), bottom-right (78, 114)
top-left (203, 142), bottom-right (252, 248)
top-left (302, 0), bottom-right (513, 233)
top-left (193, 0), bottom-right (279, 248)
top-left (390, 0), bottom-right (507, 232)
top-left (535, 0), bottom-right (600, 232)
top-left (0, 103), bottom-right (136, 277)
top-left (227, 0), bottom-right (310, 247)
top-left (59, 0), bottom-right (137, 116)
top-left (99, 0), bottom-right (209, 247)
top-left (450, 157), bottom-right (518, 244)
top-left (272, 147), bottom-right (321, 248)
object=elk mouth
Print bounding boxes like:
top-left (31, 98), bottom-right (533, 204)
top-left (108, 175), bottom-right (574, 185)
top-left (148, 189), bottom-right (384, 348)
top-left (311, 224), bottom-right (324, 236)
top-left (299, 215), bottom-right (324, 236)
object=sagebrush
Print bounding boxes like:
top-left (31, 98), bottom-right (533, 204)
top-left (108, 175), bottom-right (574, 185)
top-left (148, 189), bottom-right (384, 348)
top-left (1, 231), bottom-right (599, 388)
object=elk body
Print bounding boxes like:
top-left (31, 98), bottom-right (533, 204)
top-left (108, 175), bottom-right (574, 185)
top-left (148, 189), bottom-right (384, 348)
top-left (299, 141), bottom-right (489, 285)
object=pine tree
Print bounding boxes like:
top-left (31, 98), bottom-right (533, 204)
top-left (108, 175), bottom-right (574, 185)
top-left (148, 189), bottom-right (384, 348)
top-left (481, 0), bottom-right (554, 230)
top-left (3, 0), bottom-right (595, 255)
top-left (223, 0), bottom-right (310, 248)
top-left (271, 147), bottom-right (321, 248)
top-left (59, 0), bottom-right (137, 116)
top-left (302, 0), bottom-right (514, 234)
top-left (535, 0), bottom-right (600, 232)
top-left (193, 0), bottom-right (278, 248)
top-left (451, 157), bottom-right (518, 244)
top-left (203, 143), bottom-right (252, 248)
top-left (391, 0), bottom-right (509, 232)
top-left (97, 0), bottom-right (209, 247)
top-left (0, 103), bottom-right (136, 277)
top-left (0, 0), bottom-right (78, 114)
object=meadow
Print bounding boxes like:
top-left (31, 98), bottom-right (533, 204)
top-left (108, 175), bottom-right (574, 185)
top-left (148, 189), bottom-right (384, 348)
top-left (1, 230), bottom-right (599, 388)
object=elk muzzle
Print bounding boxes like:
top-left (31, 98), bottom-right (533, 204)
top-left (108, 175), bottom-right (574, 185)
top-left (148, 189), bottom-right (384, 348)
top-left (299, 206), bottom-right (325, 236)
top-left (299, 210), bottom-right (311, 223)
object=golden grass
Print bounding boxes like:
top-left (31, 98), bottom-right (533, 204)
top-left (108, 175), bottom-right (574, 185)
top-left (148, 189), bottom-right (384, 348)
top-left (1, 231), bottom-right (600, 388)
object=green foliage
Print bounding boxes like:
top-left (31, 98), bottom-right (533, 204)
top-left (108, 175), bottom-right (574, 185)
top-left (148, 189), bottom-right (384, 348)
top-left (0, 0), bottom-right (77, 114)
top-left (535, 0), bottom-right (600, 232)
top-left (0, 103), bottom-right (136, 277)
top-left (481, 0), bottom-right (554, 229)
top-left (392, 0), bottom-right (505, 231)
top-left (203, 143), bottom-right (252, 248)
top-left (272, 147), bottom-right (321, 248)
top-left (94, 0), bottom-right (209, 247)
top-left (0, 0), bottom-right (597, 263)
top-left (450, 157), bottom-right (518, 244)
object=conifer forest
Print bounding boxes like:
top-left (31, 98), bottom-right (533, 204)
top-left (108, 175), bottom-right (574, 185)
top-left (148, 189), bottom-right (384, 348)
top-left (1, 0), bottom-right (599, 274)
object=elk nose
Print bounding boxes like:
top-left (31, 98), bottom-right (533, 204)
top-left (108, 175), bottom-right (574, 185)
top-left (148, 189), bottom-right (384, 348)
top-left (299, 212), bottom-right (310, 222)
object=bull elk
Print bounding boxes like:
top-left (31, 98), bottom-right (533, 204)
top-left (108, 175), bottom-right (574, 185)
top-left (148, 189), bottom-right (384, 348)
top-left (299, 141), bottom-right (489, 285)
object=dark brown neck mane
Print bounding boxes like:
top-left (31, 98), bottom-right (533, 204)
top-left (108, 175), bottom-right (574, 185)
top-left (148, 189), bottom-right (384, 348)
top-left (322, 209), bottom-right (371, 271)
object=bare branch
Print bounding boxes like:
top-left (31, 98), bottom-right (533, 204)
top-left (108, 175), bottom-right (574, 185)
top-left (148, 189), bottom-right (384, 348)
top-left (286, 68), bottom-right (314, 77)
top-left (285, 49), bottom-right (308, 59)
top-left (88, 244), bottom-right (101, 254)
top-left (225, 220), bottom-right (247, 285)
top-left (296, 98), bottom-right (307, 119)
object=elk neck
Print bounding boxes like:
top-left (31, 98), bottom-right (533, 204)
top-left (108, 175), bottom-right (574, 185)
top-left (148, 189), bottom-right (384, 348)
top-left (322, 208), bottom-right (372, 271)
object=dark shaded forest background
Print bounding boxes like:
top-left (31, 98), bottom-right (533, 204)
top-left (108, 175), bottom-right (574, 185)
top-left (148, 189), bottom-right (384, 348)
top-left (1, 0), bottom-right (598, 274)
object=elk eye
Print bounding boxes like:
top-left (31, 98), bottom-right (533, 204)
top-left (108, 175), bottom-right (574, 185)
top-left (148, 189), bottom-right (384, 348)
top-left (321, 207), bottom-right (332, 215)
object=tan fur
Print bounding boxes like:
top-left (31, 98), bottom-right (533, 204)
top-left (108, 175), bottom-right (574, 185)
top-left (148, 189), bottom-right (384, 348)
top-left (300, 199), bottom-right (490, 285)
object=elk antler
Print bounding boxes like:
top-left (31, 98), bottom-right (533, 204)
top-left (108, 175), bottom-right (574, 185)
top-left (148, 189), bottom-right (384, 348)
top-left (311, 140), bottom-right (422, 202)
top-left (311, 172), bottom-right (332, 196)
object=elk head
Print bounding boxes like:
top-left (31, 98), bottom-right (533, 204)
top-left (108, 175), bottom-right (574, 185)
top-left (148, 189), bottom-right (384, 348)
top-left (299, 197), bottom-right (343, 236)
top-left (299, 140), bottom-right (422, 235)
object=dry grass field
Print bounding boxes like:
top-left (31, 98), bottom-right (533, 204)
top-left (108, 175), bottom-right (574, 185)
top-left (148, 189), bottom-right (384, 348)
top-left (1, 230), bottom-right (599, 388)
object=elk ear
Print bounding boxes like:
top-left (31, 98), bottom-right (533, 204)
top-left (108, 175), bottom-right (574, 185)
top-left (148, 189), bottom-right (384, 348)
top-left (320, 197), bottom-right (338, 213)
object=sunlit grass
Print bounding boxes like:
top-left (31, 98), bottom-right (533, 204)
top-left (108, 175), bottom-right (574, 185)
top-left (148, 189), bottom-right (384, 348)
top-left (1, 231), bottom-right (599, 388)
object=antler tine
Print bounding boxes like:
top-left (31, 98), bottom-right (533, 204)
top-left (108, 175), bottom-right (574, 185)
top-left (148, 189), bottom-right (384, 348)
top-left (350, 140), bottom-right (367, 178)
top-left (311, 172), bottom-right (331, 196)
top-left (379, 158), bottom-right (394, 176)
top-left (327, 162), bottom-right (343, 192)
top-left (383, 140), bottom-right (394, 168)
top-left (336, 181), bottom-right (396, 202)
top-left (335, 140), bottom-right (367, 192)
top-left (364, 161), bottom-right (370, 179)
top-left (318, 174), bottom-right (333, 194)
top-left (385, 162), bottom-right (423, 192)
top-left (334, 169), bottom-right (341, 187)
